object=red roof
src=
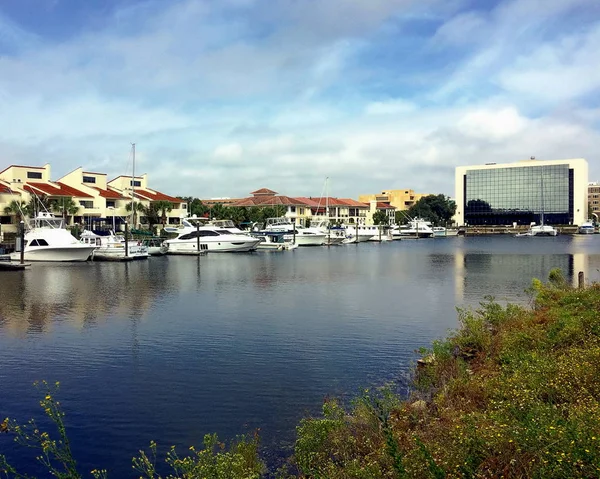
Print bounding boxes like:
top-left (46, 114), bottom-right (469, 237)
top-left (93, 187), bottom-right (124, 199)
top-left (250, 188), bottom-right (277, 196)
top-left (133, 188), bottom-right (181, 203)
top-left (232, 195), bottom-right (311, 207)
top-left (376, 202), bottom-right (395, 209)
top-left (23, 181), bottom-right (93, 198)
top-left (0, 183), bottom-right (12, 194)
top-left (294, 196), bottom-right (369, 208)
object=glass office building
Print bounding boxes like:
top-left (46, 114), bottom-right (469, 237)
top-left (455, 159), bottom-right (588, 226)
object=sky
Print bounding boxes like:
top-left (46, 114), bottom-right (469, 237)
top-left (0, 0), bottom-right (598, 199)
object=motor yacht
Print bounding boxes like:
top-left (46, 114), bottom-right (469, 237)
top-left (391, 218), bottom-right (434, 238)
top-left (9, 212), bottom-right (96, 262)
top-left (80, 230), bottom-right (149, 260)
top-left (164, 224), bottom-right (261, 253)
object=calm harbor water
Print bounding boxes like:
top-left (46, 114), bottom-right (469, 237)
top-left (1, 235), bottom-right (599, 475)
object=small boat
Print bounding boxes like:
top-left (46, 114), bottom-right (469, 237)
top-left (80, 230), bottom-right (149, 260)
top-left (263, 218), bottom-right (326, 246)
top-left (341, 225), bottom-right (374, 243)
top-left (578, 222), bottom-right (595, 234)
top-left (515, 224), bottom-right (558, 237)
top-left (252, 232), bottom-right (297, 250)
top-left (9, 212), bottom-right (95, 262)
top-left (142, 237), bottom-right (168, 255)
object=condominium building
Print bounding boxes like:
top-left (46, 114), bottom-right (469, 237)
top-left (454, 158), bottom-right (589, 226)
top-left (0, 164), bottom-right (186, 233)
top-left (589, 182), bottom-right (600, 220)
top-left (358, 189), bottom-right (429, 211)
top-left (231, 189), bottom-right (370, 225)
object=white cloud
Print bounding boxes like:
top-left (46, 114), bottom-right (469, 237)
top-left (457, 106), bottom-right (529, 141)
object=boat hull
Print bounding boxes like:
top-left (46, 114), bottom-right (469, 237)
top-left (10, 245), bottom-right (95, 262)
top-left (165, 238), bottom-right (260, 253)
top-left (283, 234), bottom-right (326, 246)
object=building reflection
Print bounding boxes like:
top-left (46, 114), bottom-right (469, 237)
top-left (452, 249), bottom-right (600, 305)
top-left (0, 261), bottom-right (170, 337)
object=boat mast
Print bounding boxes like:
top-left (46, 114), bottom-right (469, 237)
top-left (131, 143), bottom-right (136, 228)
top-left (325, 177), bottom-right (329, 220)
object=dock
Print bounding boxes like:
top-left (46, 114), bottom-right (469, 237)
top-left (0, 256), bottom-right (30, 270)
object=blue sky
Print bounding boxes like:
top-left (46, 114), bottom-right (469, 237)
top-left (0, 0), bottom-right (598, 198)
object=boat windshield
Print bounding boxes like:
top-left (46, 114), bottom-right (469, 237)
top-left (31, 214), bottom-right (64, 229)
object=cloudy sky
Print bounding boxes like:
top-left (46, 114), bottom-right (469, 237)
top-left (0, 0), bottom-right (598, 199)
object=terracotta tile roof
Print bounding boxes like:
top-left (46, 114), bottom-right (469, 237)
top-left (133, 188), bottom-right (181, 203)
top-left (56, 182), bottom-right (94, 198)
top-left (338, 198), bottom-right (369, 207)
top-left (250, 188), bottom-right (277, 196)
top-left (24, 182), bottom-right (93, 198)
top-left (376, 202), bottom-right (395, 209)
top-left (232, 195), bottom-right (311, 207)
top-left (92, 187), bottom-right (124, 199)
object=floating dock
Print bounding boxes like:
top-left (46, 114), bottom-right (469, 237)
top-left (0, 256), bottom-right (31, 270)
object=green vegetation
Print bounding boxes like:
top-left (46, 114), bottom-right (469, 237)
top-left (372, 210), bottom-right (390, 225)
top-left (2, 271), bottom-right (600, 478)
top-left (396, 195), bottom-right (456, 226)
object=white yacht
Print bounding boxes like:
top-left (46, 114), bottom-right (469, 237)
top-left (530, 224), bottom-right (558, 236)
top-left (341, 225), bottom-right (374, 243)
top-left (80, 230), bottom-right (149, 260)
top-left (252, 232), bottom-right (298, 250)
top-left (310, 218), bottom-right (346, 245)
top-left (391, 218), bottom-right (434, 238)
top-left (9, 212), bottom-right (96, 262)
top-left (263, 217), bottom-right (326, 246)
top-left (164, 223), bottom-right (261, 253)
top-left (578, 222), bottom-right (595, 234)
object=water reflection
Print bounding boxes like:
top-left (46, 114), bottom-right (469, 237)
top-left (0, 237), bottom-right (599, 477)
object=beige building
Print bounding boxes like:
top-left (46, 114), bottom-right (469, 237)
top-left (0, 164), bottom-right (186, 233)
top-left (358, 189), bottom-right (429, 211)
top-left (589, 182), bottom-right (600, 220)
top-left (455, 158), bottom-right (589, 226)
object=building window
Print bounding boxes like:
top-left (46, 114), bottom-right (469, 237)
top-left (290, 206), bottom-right (296, 213)
top-left (83, 176), bottom-right (96, 184)
top-left (464, 164), bottom-right (572, 226)
top-left (79, 201), bottom-right (94, 209)
top-left (130, 180), bottom-right (141, 187)
top-left (106, 200), bottom-right (116, 208)
top-left (27, 171), bottom-right (42, 179)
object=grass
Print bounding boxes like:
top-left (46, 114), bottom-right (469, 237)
top-left (2, 270), bottom-right (600, 478)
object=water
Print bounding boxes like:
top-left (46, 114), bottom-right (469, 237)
top-left (1, 235), bottom-right (599, 475)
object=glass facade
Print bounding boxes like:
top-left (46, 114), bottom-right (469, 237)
top-left (464, 164), bottom-right (573, 225)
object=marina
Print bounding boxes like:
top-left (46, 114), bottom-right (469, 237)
top-left (1, 235), bottom-right (599, 476)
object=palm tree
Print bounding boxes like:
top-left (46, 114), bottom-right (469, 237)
top-left (125, 201), bottom-right (146, 228)
top-left (153, 200), bottom-right (173, 228)
top-left (3, 200), bottom-right (27, 223)
top-left (50, 197), bottom-right (80, 225)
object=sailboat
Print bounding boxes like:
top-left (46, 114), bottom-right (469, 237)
top-left (310, 178), bottom-right (346, 245)
top-left (516, 166), bottom-right (558, 237)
